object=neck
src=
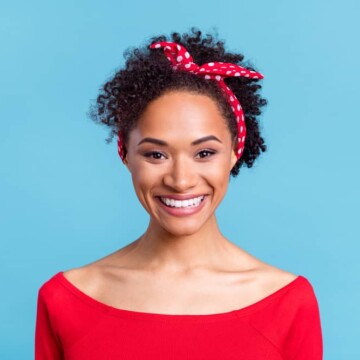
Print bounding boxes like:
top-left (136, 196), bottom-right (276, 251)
top-left (126, 214), bottom-right (235, 273)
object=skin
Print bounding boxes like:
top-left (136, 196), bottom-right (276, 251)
top-left (63, 90), bottom-right (297, 315)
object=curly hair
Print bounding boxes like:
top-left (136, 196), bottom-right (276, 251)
top-left (89, 27), bottom-right (267, 177)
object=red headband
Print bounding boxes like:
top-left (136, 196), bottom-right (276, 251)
top-left (117, 41), bottom-right (264, 162)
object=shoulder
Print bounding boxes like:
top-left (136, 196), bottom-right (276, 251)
top-left (258, 263), bottom-right (299, 286)
top-left (248, 264), bottom-right (321, 324)
top-left (62, 265), bottom-right (103, 297)
top-left (254, 264), bottom-right (300, 300)
top-left (246, 267), bottom-right (323, 359)
top-left (37, 263), bottom-right (107, 304)
top-left (260, 264), bottom-right (320, 304)
top-left (37, 270), bottom-right (64, 299)
top-left (228, 245), bottom-right (300, 296)
top-left (257, 264), bottom-right (320, 313)
top-left (61, 240), bottom-right (138, 293)
top-left (223, 244), bottom-right (305, 308)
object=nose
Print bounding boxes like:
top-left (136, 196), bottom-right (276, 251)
top-left (163, 155), bottom-right (198, 192)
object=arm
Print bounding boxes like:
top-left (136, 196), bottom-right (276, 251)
top-left (287, 281), bottom-right (323, 360)
top-left (35, 287), bottom-right (63, 360)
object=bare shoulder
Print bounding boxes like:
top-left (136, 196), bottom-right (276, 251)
top-left (260, 264), bottom-right (298, 289)
top-left (228, 242), bottom-right (298, 282)
top-left (62, 265), bottom-right (99, 293)
top-left (228, 244), bottom-right (299, 296)
top-left (62, 244), bottom-right (131, 289)
top-left (249, 260), bottom-right (299, 298)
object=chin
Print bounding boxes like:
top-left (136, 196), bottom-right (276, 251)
top-left (167, 226), bottom-right (202, 237)
top-left (154, 216), bottom-right (211, 237)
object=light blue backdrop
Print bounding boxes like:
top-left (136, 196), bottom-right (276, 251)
top-left (1, 0), bottom-right (359, 358)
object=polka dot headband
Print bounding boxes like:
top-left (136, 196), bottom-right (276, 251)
top-left (117, 41), bottom-right (264, 162)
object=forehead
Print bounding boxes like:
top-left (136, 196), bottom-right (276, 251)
top-left (132, 91), bottom-right (230, 139)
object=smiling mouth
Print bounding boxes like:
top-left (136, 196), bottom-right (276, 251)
top-left (158, 195), bottom-right (206, 208)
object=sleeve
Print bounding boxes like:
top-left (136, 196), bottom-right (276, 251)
top-left (35, 286), bottom-right (63, 360)
top-left (286, 280), bottom-right (323, 360)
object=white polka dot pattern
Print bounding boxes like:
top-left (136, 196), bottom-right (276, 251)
top-left (117, 41), bottom-right (264, 162)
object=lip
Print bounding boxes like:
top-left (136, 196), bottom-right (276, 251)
top-left (155, 194), bottom-right (207, 200)
top-left (155, 195), bottom-right (208, 217)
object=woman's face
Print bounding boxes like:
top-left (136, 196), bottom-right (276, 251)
top-left (125, 90), bottom-right (238, 236)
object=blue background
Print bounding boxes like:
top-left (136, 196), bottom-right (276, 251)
top-left (1, 0), bottom-right (359, 358)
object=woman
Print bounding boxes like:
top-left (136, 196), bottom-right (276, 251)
top-left (35, 28), bottom-right (323, 359)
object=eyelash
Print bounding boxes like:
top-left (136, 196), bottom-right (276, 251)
top-left (144, 151), bottom-right (165, 160)
top-left (197, 149), bottom-right (216, 158)
top-left (144, 149), bottom-right (217, 160)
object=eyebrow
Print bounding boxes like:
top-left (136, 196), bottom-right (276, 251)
top-left (137, 135), bottom-right (222, 146)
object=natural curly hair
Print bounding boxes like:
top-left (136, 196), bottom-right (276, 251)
top-left (89, 27), bottom-right (267, 177)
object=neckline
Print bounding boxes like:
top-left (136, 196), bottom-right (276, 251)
top-left (55, 271), bottom-right (305, 322)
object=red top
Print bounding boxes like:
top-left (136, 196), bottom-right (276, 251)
top-left (35, 271), bottom-right (323, 359)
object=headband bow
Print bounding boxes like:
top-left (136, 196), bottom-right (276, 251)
top-left (117, 41), bottom-right (264, 162)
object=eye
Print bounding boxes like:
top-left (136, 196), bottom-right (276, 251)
top-left (144, 151), bottom-right (166, 160)
top-left (196, 149), bottom-right (216, 159)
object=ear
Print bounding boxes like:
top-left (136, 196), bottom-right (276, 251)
top-left (230, 148), bottom-right (238, 169)
top-left (123, 155), bottom-right (132, 173)
top-left (230, 137), bottom-right (238, 169)
top-left (121, 147), bottom-right (132, 173)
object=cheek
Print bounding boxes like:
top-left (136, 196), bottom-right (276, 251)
top-left (199, 165), bottom-right (230, 197)
top-left (130, 163), bottom-right (160, 202)
top-left (214, 171), bottom-right (230, 194)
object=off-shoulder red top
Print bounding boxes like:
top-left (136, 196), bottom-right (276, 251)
top-left (35, 271), bottom-right (323, 359)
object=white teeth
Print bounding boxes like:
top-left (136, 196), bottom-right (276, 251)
top-left (160, 196), bottom-right (205, 208)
